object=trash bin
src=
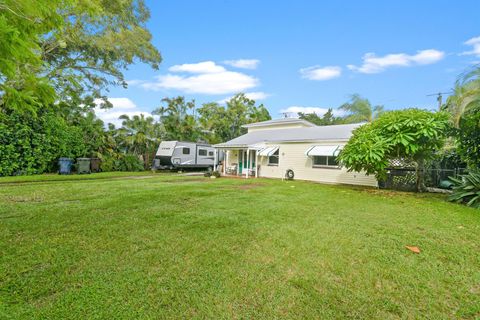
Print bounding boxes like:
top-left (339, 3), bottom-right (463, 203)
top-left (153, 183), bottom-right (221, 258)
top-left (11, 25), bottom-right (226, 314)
top-left (58, 158), bottom-right (73, 175)
top-left (90, 158), bottom-right (101, 173)
top-left (439, 179), bottom-right (454, 189)
top-left (77, 158), bottom-right (91, 174)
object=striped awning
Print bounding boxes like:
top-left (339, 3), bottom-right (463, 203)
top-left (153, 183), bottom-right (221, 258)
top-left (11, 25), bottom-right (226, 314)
top-left (258, 146), bottom-right (279, 157)
top-left (305, 145), bottom-right (341, 157)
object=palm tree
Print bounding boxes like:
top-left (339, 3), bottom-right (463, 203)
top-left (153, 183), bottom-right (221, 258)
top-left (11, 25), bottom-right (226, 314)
top-left (117, 114), bottom-right (163, 168)
top-left (339, 94), bottom-right (384, 123)
top-left (153, 96), bottom-right (200, 141)
top-left (445, 66), bottom-right (480, 128)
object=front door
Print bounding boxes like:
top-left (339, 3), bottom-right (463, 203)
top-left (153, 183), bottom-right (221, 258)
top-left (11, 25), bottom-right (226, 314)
top-left (239, 150), bottom-right (255, 174)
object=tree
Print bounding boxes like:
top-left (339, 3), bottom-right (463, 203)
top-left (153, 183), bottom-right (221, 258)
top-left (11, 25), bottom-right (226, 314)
top-left (42, 0), bottom-right (161, 111)
top-left (0, 0), bottom-right (63, 111)
top-left (222, 93), bottom-right (271, 141)
top-left (298, 108), bottom-right (344, 126)
top-left (66, 111), bottom-right (106, 158)
top-left (153, 97), bottom-right (200, 141)
top-left (445, 66), bottom-right (480, 127)
top-left (339, 109), bottom-right (450, 192)
top-left (197, 102), bottom-right (228, 144)
top-left (456, 104), bottom-right (480, 168)
top-left (339, 94), bottom-right (384, 123)
top-left (117, 114), bottom-right (163, 169)
top-left (0, 0), bottom-right (161, 175)
top-left (197, 93), bottom-right (271, 143)
top-left (0, 0), bottom-right (161, 113)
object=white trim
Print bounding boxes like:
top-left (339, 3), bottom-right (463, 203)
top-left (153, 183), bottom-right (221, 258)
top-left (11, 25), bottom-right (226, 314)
top-left (214, 149), bottom-right (217, 171)
top-left (255, 151), bottom-right (258, 178)
top-left (246, 149), bottom-right (250, 179)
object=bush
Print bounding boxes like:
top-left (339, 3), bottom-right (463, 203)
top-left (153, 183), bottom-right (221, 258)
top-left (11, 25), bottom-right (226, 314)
top-left (99, 155), bottom-right (117, 172)
top-left (448, 170), bottom-right (480, 208)
top-left (204, 172), bottom-right (212, 177)
top-left (212, 171), bottom-right (221, 178)
top-left (116, 154), bottom-right (145, 172)
top-left (0, 110), bottom-right (85, 176)
top-left (99, 153), bottom-right (144, 172)
top-left (456, 105), bottom-right (480, 168)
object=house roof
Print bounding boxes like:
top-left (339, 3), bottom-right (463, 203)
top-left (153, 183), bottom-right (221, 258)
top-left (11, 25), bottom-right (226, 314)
top-left (215, 123), bottom-right (364, 148)
top-left (242, 118), bottom-right (316, 128)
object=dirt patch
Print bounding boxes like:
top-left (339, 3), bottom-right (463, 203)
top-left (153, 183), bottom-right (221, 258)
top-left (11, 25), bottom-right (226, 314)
top-left (2, 194), bottom-right (44, 203)
top-left (361, 188), bottom-right (404, 198)
top-left (160, 177), bottom-right (209, 184)
top-left (125, 176), bottom-right (156, 179)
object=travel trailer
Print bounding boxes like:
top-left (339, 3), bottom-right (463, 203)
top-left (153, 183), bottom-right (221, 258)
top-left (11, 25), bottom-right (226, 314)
top-left (153, 141), bottom-right (221, 170)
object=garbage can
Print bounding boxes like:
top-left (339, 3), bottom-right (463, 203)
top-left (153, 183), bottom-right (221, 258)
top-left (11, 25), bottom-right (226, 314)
top-left (77, 158), bottom-right (91, 174)
top-left (58, 158), bottom-right (73, 175)
top-left (90, 158), bottom-right (101, 173)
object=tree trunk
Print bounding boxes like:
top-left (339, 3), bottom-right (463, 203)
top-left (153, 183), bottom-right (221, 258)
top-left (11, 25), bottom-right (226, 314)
top-left (144, 152), bottom-right (150, 170)
top-left (415, 157), bottom-right (427, 192)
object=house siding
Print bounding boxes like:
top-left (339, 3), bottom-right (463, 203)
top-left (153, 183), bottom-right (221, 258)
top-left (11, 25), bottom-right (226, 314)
top-left (255, 141), bottom-right (378, 187)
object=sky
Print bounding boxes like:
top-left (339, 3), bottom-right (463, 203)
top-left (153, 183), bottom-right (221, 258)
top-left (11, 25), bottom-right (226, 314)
top-left (99, 0), bottom-right (480, 126)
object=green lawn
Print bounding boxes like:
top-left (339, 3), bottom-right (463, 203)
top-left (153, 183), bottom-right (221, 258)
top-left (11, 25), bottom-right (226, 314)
top-left (1, 173), bottom-right (479, 319)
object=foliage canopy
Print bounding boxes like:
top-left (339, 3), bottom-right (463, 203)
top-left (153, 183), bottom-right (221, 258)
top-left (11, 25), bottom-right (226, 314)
top-left (339, 109), bottom-right (451, 191)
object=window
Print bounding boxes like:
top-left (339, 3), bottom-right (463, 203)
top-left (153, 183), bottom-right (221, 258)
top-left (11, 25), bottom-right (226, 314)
top-left (208, 151), bottom-right (214, 156)
top-left (268, 149), bottom-right (279, 166)
top-left (313, 156), bottom-right (339, 168)
top-left (182, 147), bottom-right (190, 155)
top-left (199, 149), bottom-right (207, 156)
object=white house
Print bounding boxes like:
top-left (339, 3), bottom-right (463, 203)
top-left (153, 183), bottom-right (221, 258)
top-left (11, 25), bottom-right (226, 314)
top-left (214, 118), bottom-right (377, 187)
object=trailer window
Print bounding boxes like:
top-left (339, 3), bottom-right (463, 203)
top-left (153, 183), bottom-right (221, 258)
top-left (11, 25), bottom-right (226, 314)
top-left (182, 148), bottom-right (190, 155)
top-left (208, 151), bottom-right (214, 156)
top-left (199, 149), bottom-right (207, 156)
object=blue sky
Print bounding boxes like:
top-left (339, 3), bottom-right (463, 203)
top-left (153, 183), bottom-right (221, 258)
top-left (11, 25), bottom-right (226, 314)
top-left (99, 0), bottom-right (480, 125)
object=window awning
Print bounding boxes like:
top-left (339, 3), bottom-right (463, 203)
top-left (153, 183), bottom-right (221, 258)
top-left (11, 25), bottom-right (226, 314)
top-left (258, 146), bottom-right (279, 157)
top-left (305, 145), bottom-right (342, 157)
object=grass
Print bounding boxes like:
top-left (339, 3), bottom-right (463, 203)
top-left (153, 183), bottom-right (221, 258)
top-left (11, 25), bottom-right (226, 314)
top-left (1, 173), bottom-right (479, 319)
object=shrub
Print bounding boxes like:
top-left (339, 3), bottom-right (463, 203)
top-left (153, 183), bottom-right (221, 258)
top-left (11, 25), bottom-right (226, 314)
top-left (99, 155), bottom-right (117, 172)
top-left (456, 104), bottom-right (480, 168)
top-left (339, 109), bottom-right (451, 192)
top-left (204, 172), bottom-right (212, 177)
top-left (99, 153), bottom-right (144, 172)
top-left (212, 171), bottom-right (221, 178)
top-left (448, 170), bottom-right (480, 208)
top-left (117, 154), bottom-right (145, 172)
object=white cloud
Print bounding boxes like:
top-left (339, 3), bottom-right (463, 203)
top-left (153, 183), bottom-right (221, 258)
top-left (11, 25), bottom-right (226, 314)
top-left (94, 98), bottom-right (155, 128)
top-left (300, 66), bottom-right (342, 80)
top-left (244, 91), bottom-right (269, 100)
top-left (280, 106), bottom-right (345, 117)
top-left (168, 61), bottom-right (226, 74)
top-left (348, 49), bottom-right (445, 74)
top-left (410, 49), bottom-right (445, 64)
top-left (217, 91), bottom-right (270, 104)
top-left (223, 59), bottom-right (260, 69)
top-left (461, 36), bottom-right (480, 57)
top-left (126, 79), bottom-right (146, 86)
top-left (97, 97), bottom-right (137, 109)
top-left (140, 61), bottom-right (259, 95)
